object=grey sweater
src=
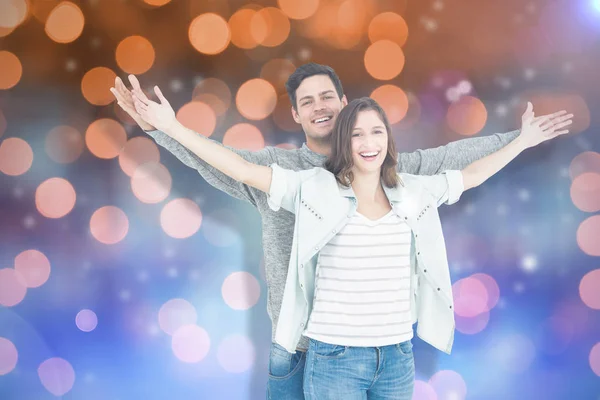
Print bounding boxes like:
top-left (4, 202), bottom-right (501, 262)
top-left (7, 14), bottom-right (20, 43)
top-left (146, 128), bottom-right (520, 350)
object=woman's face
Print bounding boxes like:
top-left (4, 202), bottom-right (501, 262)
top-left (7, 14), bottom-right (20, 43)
top-left (350, 109), bottom-right (388, 176)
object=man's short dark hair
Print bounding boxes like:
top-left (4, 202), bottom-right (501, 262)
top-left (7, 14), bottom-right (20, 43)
top-left (285, 63), bottom-right (344, 110)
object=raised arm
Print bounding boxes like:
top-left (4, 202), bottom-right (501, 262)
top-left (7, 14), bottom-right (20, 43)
top-left (397, 107), bottom-right (573, 175)
top-left (461, 103), bottom-right (573, 191)
top-left (111, 75), bottom-right (273, 207)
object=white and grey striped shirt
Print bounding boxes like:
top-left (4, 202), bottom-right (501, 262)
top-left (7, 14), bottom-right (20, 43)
top-left (304, 209), bottom-right (414, 347)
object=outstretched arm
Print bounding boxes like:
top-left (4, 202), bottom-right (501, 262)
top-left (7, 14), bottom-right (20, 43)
top-left (111, 75), bottom-right (273, 207)
top-left (462, 102), bottom-right (573, 190)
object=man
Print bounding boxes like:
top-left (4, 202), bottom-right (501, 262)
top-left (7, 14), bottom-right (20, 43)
top-left (111, 63), bottom-right (569, 399)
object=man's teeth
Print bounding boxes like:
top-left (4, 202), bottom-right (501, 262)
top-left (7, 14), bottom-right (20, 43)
top-left (314, 117), bottom-right (331, 123)
top-left (360, 151), bottom-right (379, 157)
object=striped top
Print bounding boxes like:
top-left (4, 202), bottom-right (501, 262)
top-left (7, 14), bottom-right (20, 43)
top-left (303, 209), bottom-right (414, 347)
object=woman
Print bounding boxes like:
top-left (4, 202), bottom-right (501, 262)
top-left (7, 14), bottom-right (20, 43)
top-left (130, 89), bottom-right (571, 399)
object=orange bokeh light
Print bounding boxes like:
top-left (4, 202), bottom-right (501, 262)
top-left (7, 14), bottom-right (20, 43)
top-left (223, 123), bottom-right (265, 151)
top-left (570, 173), bottom-right (600, 213)
top-left (570, 152), bottom-right (600, 180)
top-left (236, 79), bottom-right (277, 120)
top-left (368, 12), bottom-right (408, 47)
top-left (86, 118), bottom-right (127, 159)
top-left (143, 0), bottom-right (172, 5)
top-left (0, 0), bottom-right (28, 30)
top-left (116, 35), bottom-right (155, 75)
top-left (277, 0), bottom-right (319, 20)
top-left (90, 206), bottom-right (129, 245)
top-left (192, 78), bottom-right (231, 116)
top-left (189, 13), bottom-right (231, 55)
top-left (251, 7), bottom-right (291, 47)
top-left (35, 178), bottom-right (77, 219)
top-left (160, 199), bottom-right (203, 239)
top-left (176, 102), bottom-right (216, 137)
top-left (45, 125), bottom-right (84, 164)
top-left (260, 59), bottom-right (296, 94)
top-left (45, 1), bottom-right (84, 44)
top-left (0, 51), bottom-right (23, 90)
top-left (14, 250), bottom-right (51, 288)
top-left (370, 85), bottom-right (409, 124)
top-left (229, 8), bottom-right (260, 50)
top-left (364, 40), bottom-right (405, 80)
top-left (577, 215), bottom-right (600, 256)
top-left (118, 137), bottom-right (160, 177)
top-left (446, 96), bottom-right (488, 136)
top-left (0, 137), bottom-right (33, 176)
top-left (131, 162), bottom-right (172, 204)
top-left (81, 67), bottom-right (118, 106)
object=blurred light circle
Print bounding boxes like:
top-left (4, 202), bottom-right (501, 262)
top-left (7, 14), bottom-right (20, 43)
top-left (0, 109), bottom-right (6, 138)
top-left (0, 51), bottom-right (22, 89)
top-left (236, 79), bottom-right (277, 120)
top-left (222, 272), bottom-right (261, 310)
top-left (192, 78), bottom-right (231, 116)
top-left (14, 250), bottom-right (51, 288)
top-left (45, 2), bottom-right (84, 44)
top-left (0, 137), bottom-right (33, 176)
top-left (590, 343), bottom-right (600, 377)
top-left (569, 151), bottom-right (600, 180)
top-left (176, 102), bottom-right (216, 137)
top-left (118, 137), bottom-right (160, 177)
top-left (413, 379), bottom-right (438, 400)
top-left (446, 96), bottom-right (488, 136)
top-left (81, 67), bottom-right (117, 106)
top-left (0, 26), bottom-right (16, 38)
top-left (0, 0), bottom-right (28, 29)
top-left (143, 0), bottom-right (172, 5)
top-left (115, 35), bottom-right (155, 75)
top-left (260, 59), bottom-right (296, 94)
top-left (223, 123), bottom-right (265, 151)
top-left (470, 273), bottom-right (500, 311)
top-left (85, 118), bottom-right (127, 159)
top-left (296, 3), bottom-right (336, 40)
top-left (368, 12), bottom-right (408, 47)
top-left (455, 310), bottom-right (490, 335)
top-left (489, 333), bottom-right (536, 373)
top-left (272, 94), bottom-right (300, 132)
top-left (158, 299), bottom-right (198, 335)
top-left (45, 125), bottom-right (84, 164)
top-left (189, 13), bottom-right (231, 55)
top-left (131, 162), bottom-right (172, 204)
top-left (570, 172), bottom-right (600, 213)
top-left (35, 178), bottom-right (76, 219)
top-left (38, 357), bottom-right (75, 397)
top-left (160, 199), bottom-right (202, 239)
top-left (452, 277), bottom-right (489, 317)
top-left (0, 269), bottom-right (27, 307)
top-left (577, 215), bottom-right (600, 256)
top-left (229, 8), bottom-right (260, 49)
top-left (217, 335), bottom-right (256, 373)
top-left (364, 40), bottom-right (405, 80)
top-left (90, 206), bottom-right (129, 245)
top-left (579, 269), bottom-right (600, 309)
top-left (277, 0), bottom-right (319, 20)
top-left (171, 325), bottom-right (210, 363)
top-left (75, 309), bottom-right (98, 332)
top-left (251, 7), bottom-right (291, 47)
top-left (429, 370), bottom-right (467, 400)
top-left (370, 85), bottom-right (409, 124)
top-left (332, 0), bottom-right (374, 50)
top-left (0, 337), bottom-right (18, 375)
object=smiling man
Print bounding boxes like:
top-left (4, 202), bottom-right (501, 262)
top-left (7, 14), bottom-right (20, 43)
top-left (111, 62), bottom-right (569, 399)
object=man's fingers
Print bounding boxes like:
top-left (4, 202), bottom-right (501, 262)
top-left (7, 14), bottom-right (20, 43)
top-left (128, 75), bottom-right (150, 104)
top-left (154, 85), bottom-right (170, 106)
top-left (540, 114), bottom-right (574, 130)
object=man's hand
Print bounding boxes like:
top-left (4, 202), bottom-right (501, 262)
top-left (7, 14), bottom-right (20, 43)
top-left (519, 102), bottom-right (574, 149)
top-left (130, 83), bottom-right (178, 134)
top-left (110, 76), bottom-right (155, 131)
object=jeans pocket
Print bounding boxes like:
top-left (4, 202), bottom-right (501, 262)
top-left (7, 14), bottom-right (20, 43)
top-left (396, 340), bottom-right (413, 357)
top-left (269, 343), bottom-right (305, 380)
top-left (310, 339), bottom-right (348, 359)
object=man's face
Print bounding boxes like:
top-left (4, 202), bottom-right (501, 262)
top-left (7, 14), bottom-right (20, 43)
top-left (291, 75), bottom-right (347, 142)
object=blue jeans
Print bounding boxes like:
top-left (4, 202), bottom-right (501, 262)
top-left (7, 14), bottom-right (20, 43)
top-left (303, 338), bottom-right (415, 400)
top-left (267, 342), bottom-right (306, 400)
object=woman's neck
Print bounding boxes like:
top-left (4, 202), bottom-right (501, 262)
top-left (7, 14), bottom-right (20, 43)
top-left (351, 172), bottom-right (385, 203)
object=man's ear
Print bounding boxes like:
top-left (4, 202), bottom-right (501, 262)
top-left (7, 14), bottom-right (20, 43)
top-left (341, 95), bottom-right (348, 107)
top-left (291, 107), bottom-right (301, 124)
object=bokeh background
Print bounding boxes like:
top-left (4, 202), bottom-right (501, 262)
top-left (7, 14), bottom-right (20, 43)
top-left (1, 0), bottom-right (600, 399)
